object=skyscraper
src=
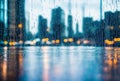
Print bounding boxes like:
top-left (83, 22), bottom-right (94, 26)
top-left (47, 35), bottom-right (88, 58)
top-left (83, 17), bottom-right (93, 39)
top-left (67, 0), bottom-right (74, 38)
top-left (0, 21), bottom-right (4, 41)
top-left (0, 0), bottom-right (3, 41)
top-left (38, 16), bottom-right (48, 39)
top-left (7, 0), bottom-right (25, 42)
top-left (0, 0), bottom-right (5, 22)
top-left (76, 22), bottom-right (79, 34)
top-left (51, 7), bottom-right (65, 43)
top-left (67, 15), bottom-right (74, 38)
top-left (0, 0), bottom-right (7, 41)
top-left (105, 11), bottom-right (120, 40)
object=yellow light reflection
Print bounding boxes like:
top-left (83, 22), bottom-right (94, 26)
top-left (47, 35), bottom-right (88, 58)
top-left (105, 39), bottom-right (114, 45)
top-left (19, 53), bottom-right (23, 75)
top-left (12, 42), bottom-right (16, 45)
top-left (46, 38), bottom-right (49, 42)
top-left (2, 61), bottom-right (7, 81)
top-left (42, 38), bottom-right (46, 42)
top-left (18, 23), bottom-right (23, 28)
top-left (9, 41), bottom-right (16, 46)
top-left (56, 40), bottom-right (60, 44)
top-left (104, 47), bottom-right (119, 75)
top-left (9, 42), bottom-right (13, 46)
top-left (4, 41), bottom-right (8, 45)
top-left (42, 38), bottom-right (49, 43)
top-left (113, 59), bottom-right (117, 65)
top-left (2, 46), bottom-right (8, 81)
top-left (68, 38), bottom-right (73, 42)
top-left (2, 51), bottom-right (7, 81)
top-left (114, 38), bottom-right (120, 42)
top-left (64, 39), bottom-right (68, 43)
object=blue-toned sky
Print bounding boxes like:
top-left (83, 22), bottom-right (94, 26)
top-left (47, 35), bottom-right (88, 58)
top-left (25, 0), bottom-right (120, 35)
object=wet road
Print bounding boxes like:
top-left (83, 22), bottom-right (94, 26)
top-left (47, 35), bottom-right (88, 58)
top-left (0, 46), bottom-right (120, 81)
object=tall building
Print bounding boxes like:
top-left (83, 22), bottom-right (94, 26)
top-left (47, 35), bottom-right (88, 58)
top-left (0, 21), bottom-right (4, 41)
top-left (0, 0), bottom-right (4, 41)
top-left (76, 22), bottom-right (79, 34)
top-left (0, 0), bottom-right (7, 23)
top-left (74, 22), bottom-right (83, 40)
top-left (51, 7), bottom-right (65, 43)
top-left (93, 20), bottom-right (105, 46)
top-left (0, 0), bottom-right (5, 22)
top-left (0, 0), bottom-right (7, 41)
top-left (105, 11), bottom-right (120, 40)
top-left (38, 16), bottom-right (48, 39)
top-left (7, 0), bottom-right (25, 42)
top-left (83, 17), bottom-right (93, 39)
top-left (67, 15), bottom-right (74, 38)
top-left (67, 0), bottom-right (74, 38)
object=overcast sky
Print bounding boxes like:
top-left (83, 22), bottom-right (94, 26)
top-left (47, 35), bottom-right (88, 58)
top-left (25, 0), bottom-right (120, 35)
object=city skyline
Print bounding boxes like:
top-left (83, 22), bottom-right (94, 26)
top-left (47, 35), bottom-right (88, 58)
top-left (0, 0), bottom-right (120, 46)
top-left (25, 0), bottom-right (120, 35)
top-left (1, 1), bottom-right (120, 81)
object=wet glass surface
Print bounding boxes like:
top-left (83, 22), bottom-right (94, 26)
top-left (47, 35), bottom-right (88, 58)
top-left (0, 46), bottom-right (120, 81)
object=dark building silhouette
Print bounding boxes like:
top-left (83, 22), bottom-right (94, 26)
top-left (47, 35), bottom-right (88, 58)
top-left (51, 7), bottom-right (65, 43)
top-left (105, 11), bottom-right (120, 40)
top-left (0, 0), bottom-right (5, 22)
top-left (74, 22), bottom-right (83, 39)
top-left (76, 22), bottom-right (79, 34)
top-left (94, 20), bottom-right (105, 46)
top-left (67, 0), bottom-right (74, 38)
top-left (38, 16), bottom-right (48, 39)
top-left (0, 21), bottom-right (4, 41)
top-left (67, 15), bottom-right (74, 38)
top-left (83, 17), bottom-right (93, 39)
top-left (0, 0), bottom-right (7, 41)
top-left (7, 0), bottom-right (25, 42)
top-left (83, 17), bottom-right (105, 46)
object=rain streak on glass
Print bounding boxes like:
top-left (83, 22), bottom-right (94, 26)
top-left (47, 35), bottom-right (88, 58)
top-left (0, 0), bottom-right (120, 81)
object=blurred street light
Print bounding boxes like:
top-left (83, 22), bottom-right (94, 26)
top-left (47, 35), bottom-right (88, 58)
top-left (18, 23), bottom-right (23, 29)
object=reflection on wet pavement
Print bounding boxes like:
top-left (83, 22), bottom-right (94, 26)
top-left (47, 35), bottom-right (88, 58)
top-left (0, 46), bottom-right (120, 81)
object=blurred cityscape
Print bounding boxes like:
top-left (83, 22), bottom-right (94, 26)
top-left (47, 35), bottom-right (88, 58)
top-left (0, 0), bottom-right (120, 47)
